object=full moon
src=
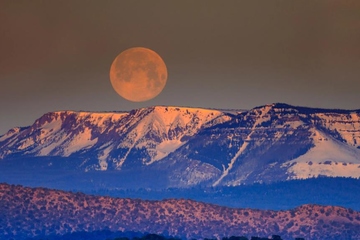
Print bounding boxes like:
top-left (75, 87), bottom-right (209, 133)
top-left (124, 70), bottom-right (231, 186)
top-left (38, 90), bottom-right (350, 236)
top-left (109, 47), bottom-right (168, 102)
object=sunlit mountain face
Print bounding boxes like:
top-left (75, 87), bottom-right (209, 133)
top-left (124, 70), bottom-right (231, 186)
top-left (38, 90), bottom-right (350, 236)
top-left (0, 103), bottom-right (359, 190)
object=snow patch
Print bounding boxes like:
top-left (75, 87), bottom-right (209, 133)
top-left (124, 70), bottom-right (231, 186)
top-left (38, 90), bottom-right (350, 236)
top-left (0, 128), bottom-right (21, 142)
top-left (286, 161), bottom-right (360, 179)
top-left (97, 145), bottom-right (113, 171)
top-left (283, 128), bottom-right (360, 179)
top-left (285, 120), bottom-right (303, 129)
top-left (41, 118), bottom-right (62, 134)
top-left (38, 131), bottom-right (68, 155)
top-left (150, 139), bottom-right (184, 163)
top-left (63, 127), bottom-right (98, 157)
top-left (17, 138), bottom-right (35, 150)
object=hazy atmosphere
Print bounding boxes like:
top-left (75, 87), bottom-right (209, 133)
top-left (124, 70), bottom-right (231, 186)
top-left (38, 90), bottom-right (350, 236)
top-left (1, 0), bottom-right (359, 134)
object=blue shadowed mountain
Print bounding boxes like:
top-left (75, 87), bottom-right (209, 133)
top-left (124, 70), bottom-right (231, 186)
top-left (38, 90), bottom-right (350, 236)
top-left (0, 103), bottom-right (359, 190)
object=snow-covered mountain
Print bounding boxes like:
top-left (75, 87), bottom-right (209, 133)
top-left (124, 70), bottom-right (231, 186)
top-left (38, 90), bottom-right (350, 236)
top-left (0, 103), bottom-right (359, 188)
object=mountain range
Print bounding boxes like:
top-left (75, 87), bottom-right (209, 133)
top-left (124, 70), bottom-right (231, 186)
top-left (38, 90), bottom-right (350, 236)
top-left (0, 103), bottom-right (359, 189)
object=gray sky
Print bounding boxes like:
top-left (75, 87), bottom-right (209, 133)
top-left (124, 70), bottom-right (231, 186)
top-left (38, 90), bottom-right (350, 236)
top-left (0, 0), bottom-right (359, 134)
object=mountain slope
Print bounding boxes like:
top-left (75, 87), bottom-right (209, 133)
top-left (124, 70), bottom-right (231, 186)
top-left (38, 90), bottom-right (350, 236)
top-left (162, 104), bottom-right (360, 186)
top-left (0, 106), bottom-right (229, 171)
top-left (1, 183), bottom-right (360, 240)
top-left (0, 103), bottom-right (359, 187)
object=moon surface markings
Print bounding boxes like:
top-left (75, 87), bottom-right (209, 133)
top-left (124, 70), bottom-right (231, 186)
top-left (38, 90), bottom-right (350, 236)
top-left (110, 47), bottom-right (167, 102)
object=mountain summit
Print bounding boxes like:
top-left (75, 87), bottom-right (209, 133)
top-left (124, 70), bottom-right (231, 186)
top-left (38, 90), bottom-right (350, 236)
top-left (1, 104), bottom-right (359, 188)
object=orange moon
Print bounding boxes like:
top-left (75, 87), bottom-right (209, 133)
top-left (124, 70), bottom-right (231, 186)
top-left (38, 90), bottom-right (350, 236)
top-left (109, 47), bottom-right (168, 102)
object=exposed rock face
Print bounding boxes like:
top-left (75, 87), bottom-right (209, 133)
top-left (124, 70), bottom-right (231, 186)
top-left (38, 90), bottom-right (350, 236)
top-left (0, 183), bottom-right (360, 240)
top-left (0, 103), bottom-right (360, 187)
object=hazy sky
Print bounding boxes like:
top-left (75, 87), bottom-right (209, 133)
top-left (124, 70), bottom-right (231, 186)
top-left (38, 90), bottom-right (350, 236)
top-left (0, 0), bottom-right (359, 134)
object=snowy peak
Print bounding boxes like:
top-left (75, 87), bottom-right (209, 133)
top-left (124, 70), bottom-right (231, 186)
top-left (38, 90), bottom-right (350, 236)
top-left (0, 111), bottom-right (130, 159)
top-left (111, 106), bottom-right (230, 168)
top-left (0, 106), bottom-right (230, 171)
top-left (1, 103), bottom-right (360, 187)
top-left (167, 103), bottom-right (360, 186)
top-left (132, 106), bottom-right (226, 137)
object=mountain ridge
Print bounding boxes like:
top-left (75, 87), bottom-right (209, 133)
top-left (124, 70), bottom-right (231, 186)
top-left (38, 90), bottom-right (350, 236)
top-left (0, 103), bottom-right (359, 188)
